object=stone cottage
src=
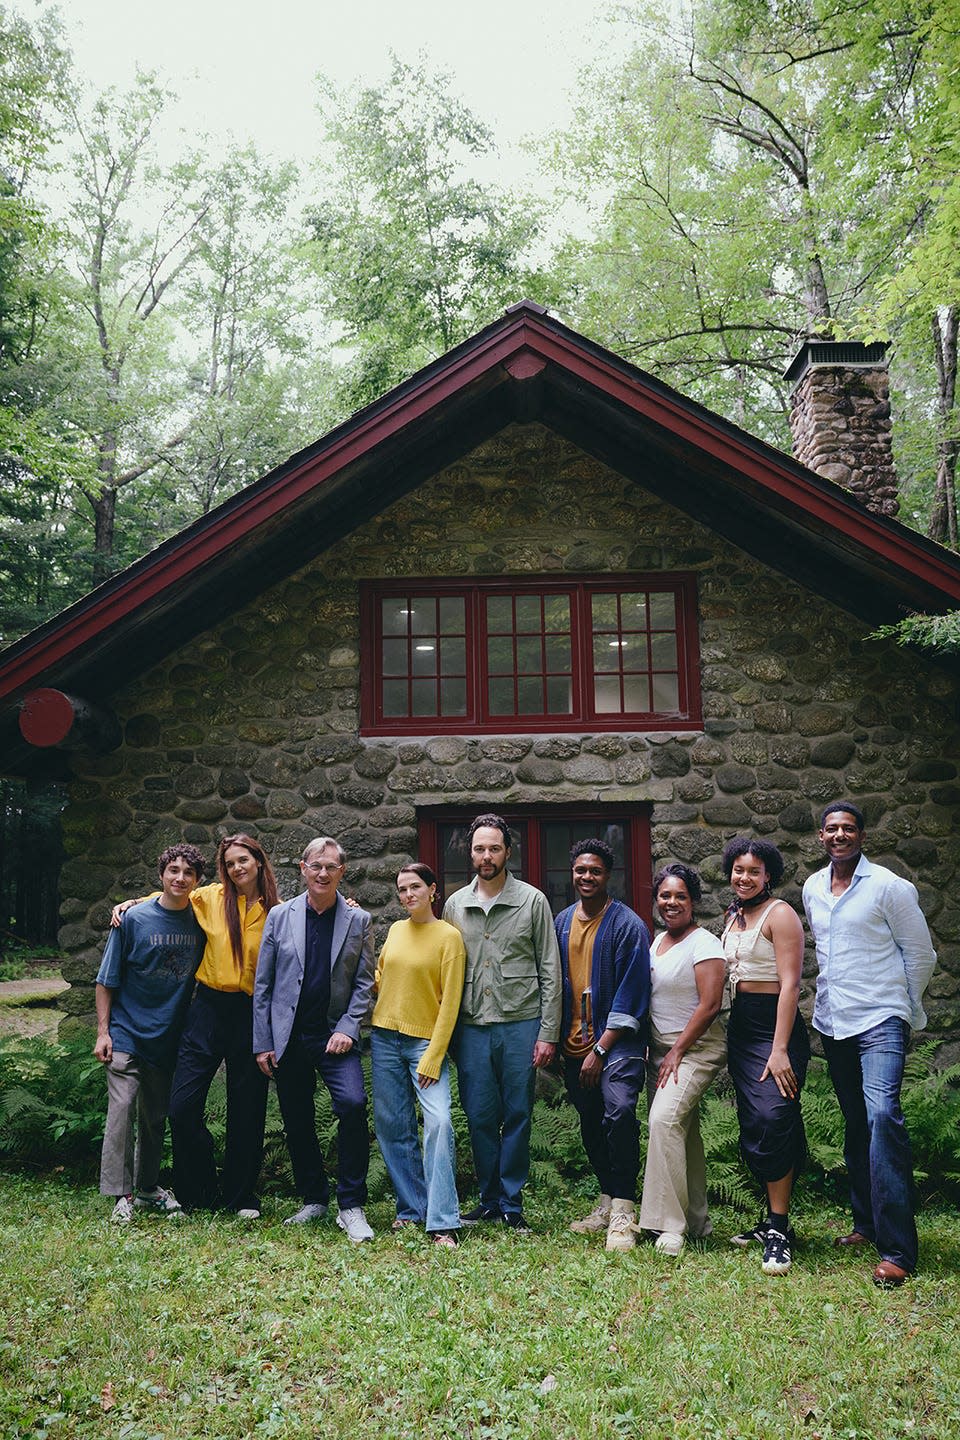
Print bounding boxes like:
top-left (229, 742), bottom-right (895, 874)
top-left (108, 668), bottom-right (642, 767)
top-left (1, 304), bottom-right (959, 1048)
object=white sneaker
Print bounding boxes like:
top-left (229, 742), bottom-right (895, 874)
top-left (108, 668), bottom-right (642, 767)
top-left (134, 1186), bottom-right (183, 1215)
top-left (569, 1194), bottom-right (612, 1234)
top-left (336, 1206), bottom-right (374, 1242)
top-left (111, 1195), bottom-right (135, 1225)
top-left (285, 1203), bottom-right (328, 1225)
top-left (654, 1231), bottom-right (685, 1256)
top-left (605, 1200), bottom-right (638, 1252)
top-left (236, 1207), bottom-right (261, 1220)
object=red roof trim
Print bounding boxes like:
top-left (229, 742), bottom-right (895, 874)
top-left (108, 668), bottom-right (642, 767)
top-left (2, 304), bottom-right (960, 703)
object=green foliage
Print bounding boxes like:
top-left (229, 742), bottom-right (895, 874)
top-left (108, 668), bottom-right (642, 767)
top-left (0, 1032), bottom-right (105, 1169)
top-left (869, 609), bottom-right (960, 653)
top-left (306, 56), bottom-right (551, 410)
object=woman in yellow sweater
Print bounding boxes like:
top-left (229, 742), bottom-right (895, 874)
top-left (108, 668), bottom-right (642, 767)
top-left (372, 862), bottom-right (466, 1246)
top-left (114, 833), bottom-right (279, 1216)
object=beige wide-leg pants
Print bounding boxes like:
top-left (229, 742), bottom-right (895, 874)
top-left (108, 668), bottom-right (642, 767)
top-left (638, 1018), bottom-right (727, 1236)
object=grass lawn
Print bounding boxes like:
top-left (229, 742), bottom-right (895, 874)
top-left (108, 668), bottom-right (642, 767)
top-left (4, 1172), bottom-right (959, 1440)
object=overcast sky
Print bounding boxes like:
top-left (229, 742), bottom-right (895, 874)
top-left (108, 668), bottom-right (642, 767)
top-left (35, 0), bottom-right (634, 188)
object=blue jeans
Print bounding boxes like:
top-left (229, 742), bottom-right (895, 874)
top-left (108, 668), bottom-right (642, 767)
top-left (371, 1028), bottom-right (460, 1232)
top-left (821, 1016), bottom-right (917, 1272)
top-left (453, 1018), bottom-right (540, 1215)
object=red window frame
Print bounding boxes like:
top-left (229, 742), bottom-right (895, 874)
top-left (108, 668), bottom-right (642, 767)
top-left (360, 575), bottom-right (701, 735)
top-left (417, 805), bottom-right (653, 928)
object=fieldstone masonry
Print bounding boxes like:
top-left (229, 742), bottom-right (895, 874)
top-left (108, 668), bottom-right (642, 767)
top-left (788, 343), bottom-right (900, 517)
top-left (57, 424), bottom-right (960, 1054)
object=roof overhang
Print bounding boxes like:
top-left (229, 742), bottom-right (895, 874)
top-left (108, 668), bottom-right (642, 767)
top-left (3, 301), bottom-right (960, 773)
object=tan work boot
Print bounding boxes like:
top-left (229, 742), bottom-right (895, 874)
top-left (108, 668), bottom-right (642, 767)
top-left (605, 1198), bottom-right (638, 1252)
top-left (569, 1194), bottom-right (612, 1234)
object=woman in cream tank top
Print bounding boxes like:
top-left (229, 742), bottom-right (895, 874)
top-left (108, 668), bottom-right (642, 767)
top-left (721, 837), bottom-right (810, 1277)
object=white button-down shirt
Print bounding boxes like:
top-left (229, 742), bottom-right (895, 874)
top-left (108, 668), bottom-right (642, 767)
top-left (802, 854), bottom-right (936, 1039)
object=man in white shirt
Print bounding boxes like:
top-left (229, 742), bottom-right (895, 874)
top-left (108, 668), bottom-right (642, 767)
top-left (802, 802), bottom-right (936, 1287)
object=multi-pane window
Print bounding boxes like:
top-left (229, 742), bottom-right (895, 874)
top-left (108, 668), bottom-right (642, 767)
top-left (361, 576), bottom-right (700, 734)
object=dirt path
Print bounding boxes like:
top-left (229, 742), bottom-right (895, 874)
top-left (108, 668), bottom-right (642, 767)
top-left (0, 977), bottom-right (69, 1038)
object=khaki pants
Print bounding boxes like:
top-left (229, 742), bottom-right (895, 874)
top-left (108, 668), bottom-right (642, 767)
top-left (638, 1019), bottom-right (727, 1236)
top-left (99, 1050), bottom-right (172, 1198)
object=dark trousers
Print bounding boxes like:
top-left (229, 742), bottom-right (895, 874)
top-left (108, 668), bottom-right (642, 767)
top-left (168, 984), bottom-right (268, 1212)
top-left (821, 1017), bottom-right (917, 1272)
top-left (563, 1038), bottom-right (646, 1202)
top-left (727, 992), bottom-right (810, 1187)
top-left (274, 1030), bottom-right (369, 1210)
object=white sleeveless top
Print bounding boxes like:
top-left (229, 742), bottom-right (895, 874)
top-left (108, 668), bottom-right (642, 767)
top-left (722, 899), bottom-right (784, 991)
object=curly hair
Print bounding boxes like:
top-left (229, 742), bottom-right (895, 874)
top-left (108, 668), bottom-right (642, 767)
top-left (720, 836), bottom-right (785, 887)
top-left (653, 861), bottom-right (702, 903)
top-left (570, 838), bottom-right (615, 873)
top-left (157, 843), bottom-right (205, 881)
top-left (468, 813), bottom-right (512, 848)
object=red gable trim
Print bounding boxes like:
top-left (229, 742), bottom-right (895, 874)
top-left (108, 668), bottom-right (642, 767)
top-left (3, 306), bottom-right (960, 703)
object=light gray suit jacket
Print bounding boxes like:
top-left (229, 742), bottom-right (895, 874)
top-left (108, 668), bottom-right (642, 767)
top-left (252, 891), bottom-right (374, 1061)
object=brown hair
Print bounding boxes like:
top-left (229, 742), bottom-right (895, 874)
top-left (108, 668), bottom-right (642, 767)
top-left (217, 833), bottom-right (279, 967)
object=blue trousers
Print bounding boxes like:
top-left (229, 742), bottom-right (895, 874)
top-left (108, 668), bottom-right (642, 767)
top-left (453, 1018), bottom-right (540, 1215)
top-left (821, 1016), bottom-right (917, 1272)
top-left (563, 1038), bottom-right (645, 1202)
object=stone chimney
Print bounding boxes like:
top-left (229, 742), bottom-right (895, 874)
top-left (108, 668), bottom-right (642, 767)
top-left (785, 340), bottom-right (899, 517)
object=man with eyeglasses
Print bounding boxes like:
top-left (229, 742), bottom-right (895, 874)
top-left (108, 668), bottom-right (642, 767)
top-left (253, 836), bottom-right (375, 1240)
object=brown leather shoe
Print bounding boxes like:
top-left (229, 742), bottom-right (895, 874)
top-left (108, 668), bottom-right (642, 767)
top-left (834, 1231), bottom-right (870, 1248)
top-left (873, 1260), bottom-right (910, 1288)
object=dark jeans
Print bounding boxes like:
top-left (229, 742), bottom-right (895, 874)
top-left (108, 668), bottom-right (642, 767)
top-left (169, 984), bottom-right (268, 1212)
top-left (274, 1030), bottom-right (370, 1210)
top-left (821, 1016), bottom-right (917, 1272)
top-left (563, 1038), bottom-right (646, 1202)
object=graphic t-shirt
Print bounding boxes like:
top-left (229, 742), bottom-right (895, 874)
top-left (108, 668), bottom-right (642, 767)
top-left (96, 898), bottom-right (205, 1067)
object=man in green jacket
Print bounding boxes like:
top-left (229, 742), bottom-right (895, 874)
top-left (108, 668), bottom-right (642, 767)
top-left (443, 813), bottom-right (561, 1231)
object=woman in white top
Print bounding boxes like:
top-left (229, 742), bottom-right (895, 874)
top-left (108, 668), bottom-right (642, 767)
top-left (638, 862), bottom-right (727, 1257)
top-left (721, 836), bottom-right (809, 1277)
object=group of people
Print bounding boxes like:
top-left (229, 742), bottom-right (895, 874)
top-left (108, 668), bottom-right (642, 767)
top-left (95, 801), bottom-right (936, 1286)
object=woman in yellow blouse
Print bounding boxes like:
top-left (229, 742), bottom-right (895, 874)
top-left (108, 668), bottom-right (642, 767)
top-left (372, 863), bottom-right (465, 1246)
top-left (115, 833), bottom-right (279, 1216)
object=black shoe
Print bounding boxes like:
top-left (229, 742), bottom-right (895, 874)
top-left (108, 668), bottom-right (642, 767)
top-left (502, 1211), bottom-right (532, 1233)
top-left (730, 1216), bottom-right (771, 1247)
top-left (461, 1204), bottom-right (501, 1225)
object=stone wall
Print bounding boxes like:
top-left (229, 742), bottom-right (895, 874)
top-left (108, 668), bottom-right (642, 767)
top-left (57, 424), bottom-right (960, 1051)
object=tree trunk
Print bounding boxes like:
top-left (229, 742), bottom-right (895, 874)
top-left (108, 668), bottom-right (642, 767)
top-left (928, 306), bottom-right (959, 548)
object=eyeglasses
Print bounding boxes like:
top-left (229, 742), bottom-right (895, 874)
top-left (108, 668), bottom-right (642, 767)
top-left (303, 861), bottom-right (342, 875)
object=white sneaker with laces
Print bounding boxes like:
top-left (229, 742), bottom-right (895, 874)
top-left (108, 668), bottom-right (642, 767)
top-left (134, 1186), bottom-right (182, 1215)
top-left (336, 1206), bottom-right (374, 1242)
top-left (111, 1195), bottom-right (135, 1224)
top-left (605, 1199), bottom-right (638, 1252)
top-left (569, 1195), bottom-right (612, 1234)
top-left (285, 1203), bottom-right (328, 1225)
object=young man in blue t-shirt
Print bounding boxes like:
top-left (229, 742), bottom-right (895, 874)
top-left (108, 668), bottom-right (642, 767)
top-left (94, 843), bottom-right (206, 1223)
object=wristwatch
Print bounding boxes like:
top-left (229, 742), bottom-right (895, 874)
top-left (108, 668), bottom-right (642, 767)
top-left (592, 1041), bottom-right (609, 1061)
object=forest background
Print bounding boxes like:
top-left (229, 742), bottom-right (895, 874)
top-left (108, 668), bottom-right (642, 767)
top-left (2, 0), bottom-right (960, 649)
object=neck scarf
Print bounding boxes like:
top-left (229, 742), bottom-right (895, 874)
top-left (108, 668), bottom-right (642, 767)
top-left (725, 885), bottom-right (772, 930)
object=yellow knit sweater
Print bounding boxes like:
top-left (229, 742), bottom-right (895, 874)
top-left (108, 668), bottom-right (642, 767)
top-left (372, 918), bottom-right (466, 1081)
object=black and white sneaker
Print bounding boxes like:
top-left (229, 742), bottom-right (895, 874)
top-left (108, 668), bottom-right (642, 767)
top-left (761, 1227), bottom-right (792, 1275)
top-left (730, 1216), bottom-right (771, 1247)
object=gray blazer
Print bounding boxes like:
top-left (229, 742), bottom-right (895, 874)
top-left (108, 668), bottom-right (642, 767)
top-left (252, 891), bottom-right (374, 1061)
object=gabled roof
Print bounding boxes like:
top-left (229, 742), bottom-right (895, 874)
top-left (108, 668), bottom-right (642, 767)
top-left (3, 300), bottom-right (960, 763)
